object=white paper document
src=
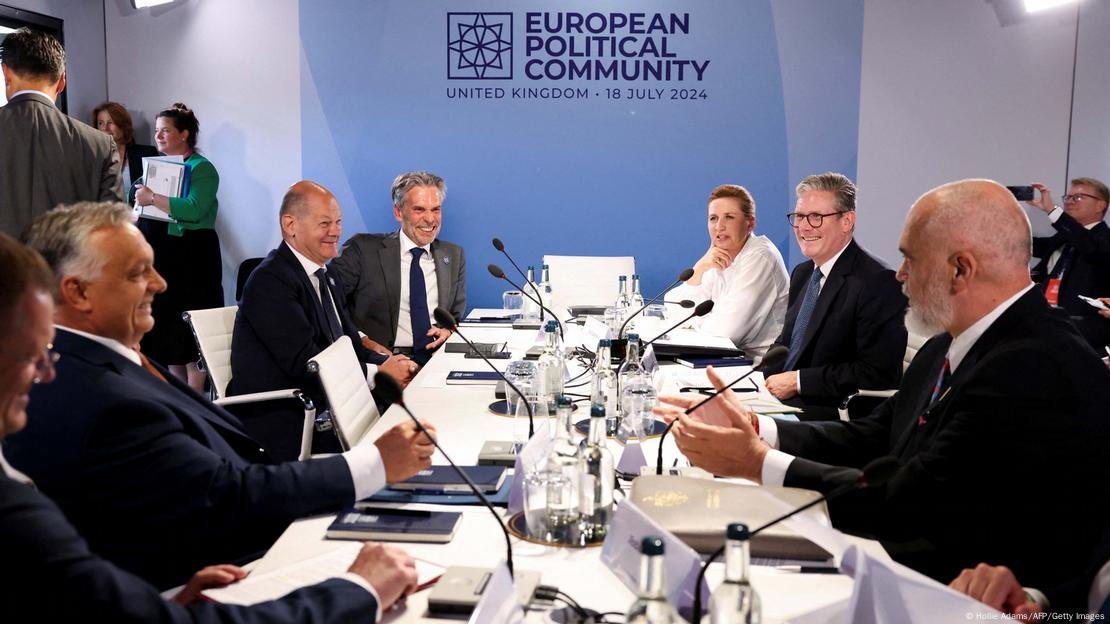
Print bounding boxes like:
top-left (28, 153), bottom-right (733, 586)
top-left (202, 542), bottom-right (444, 605)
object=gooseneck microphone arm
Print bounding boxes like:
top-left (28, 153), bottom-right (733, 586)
top-left (656, 344), bottom-right (788, 475)
top-left (616, 267), bottom-right (695, 340)
top-left (491, 238), bottom-right (545, 322)
top-left (433, 307), bottom-right (534, 438)
top-left (688, 456), bottom-right (901, 623)
top-left (487, 264), bottom-right (564, 340)
top-left (374, 372), bottom-right (516, 577)
top-left (638, 299), bottom-right (714, 352)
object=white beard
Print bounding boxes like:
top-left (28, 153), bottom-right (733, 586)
top-left (903, 279), bottom-right (954, 338)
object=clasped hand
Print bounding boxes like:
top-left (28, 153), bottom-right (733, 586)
top-left (653, 366), bottom-right (769, 481)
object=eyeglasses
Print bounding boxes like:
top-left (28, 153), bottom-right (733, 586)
top-left (0, 344), bottom-right (60, 382)
top-left (1062, 193), bottom-right (1104, 203)
top-left (786, 211), bottom-right (848, 228)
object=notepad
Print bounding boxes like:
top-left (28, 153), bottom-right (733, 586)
top-left (389, 465), bottom-right (507, 494)
top-left (326, 506), bottom-right (462, 543)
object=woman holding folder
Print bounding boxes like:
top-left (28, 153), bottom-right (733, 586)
top-left (133, 103), bottom-right (223, 391)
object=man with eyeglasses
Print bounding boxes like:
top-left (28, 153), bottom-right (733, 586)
top-left (1026, 177), bottom-right (1110, 350)
top-left (761, 172), bottom-right (907, 420)
top-left (0, 232), bottom-right (418, 621)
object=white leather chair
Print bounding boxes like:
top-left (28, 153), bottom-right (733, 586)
top-left (307, 336), bottom-right (381, 451)
top-left (542, 254), bottom-right (636, 311)
top-left (836, 329), bottom-right (931, 421)
top-left (183, 306), bottom-right (317, 460)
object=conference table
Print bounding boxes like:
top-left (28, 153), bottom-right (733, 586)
top-left (236, 312), bottom-right (890, 623)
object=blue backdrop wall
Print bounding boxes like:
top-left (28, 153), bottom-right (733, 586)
top-left (300, 0), bottom-right (863, 309)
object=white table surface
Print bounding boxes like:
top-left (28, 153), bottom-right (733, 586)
top-left (253, 321), bottom-right (889, 623)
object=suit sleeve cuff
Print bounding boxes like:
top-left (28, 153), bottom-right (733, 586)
top-left (364, 364), bottom-right (380, 389)
top-left (342, 443), bottom-right (387, 500)
top-left (757, 415), bottom-right (780, 449)
top-left (761, 448), bottom-right (795, 487)
top-left (1022, 587), bottom-right (1049, 612)
top-left (1048, 206), bottom-right (1063, 223)
top-left (339, 572), bottom-right (384, 622)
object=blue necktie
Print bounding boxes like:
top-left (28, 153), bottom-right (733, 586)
top-left (784, 268), bottom-right (823, 371)
top-left (314, 268), bottom-right (342, 342)
top-left (409, 247), bottom-right (432, 365)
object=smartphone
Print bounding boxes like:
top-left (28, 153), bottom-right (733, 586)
top-left (1007, 185), bottom-right (1034, 201)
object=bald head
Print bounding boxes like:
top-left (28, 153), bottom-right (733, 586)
top-left (898, 179), bottom-right (1034, 337)
top-left (279, 180), bottom-right (342, 265)
top-left (907, 179), bottom-right (1032, 285)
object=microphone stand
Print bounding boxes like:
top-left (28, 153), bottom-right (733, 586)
top-left (492, 238), bottom-right (545, 322)
top-left (616, 268), bottom-right (695, 340)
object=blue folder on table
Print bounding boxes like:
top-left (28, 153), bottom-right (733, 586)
top-left (361, 477), bottom-right (513, 507)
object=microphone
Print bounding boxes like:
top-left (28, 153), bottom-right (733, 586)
top-left (492, 238), bottom-right (545, 322)
top-left (616, 267), bottom-right (695, 340)
top-left (434, 307), bottom-right (534, 438)
top-left (689, 456), bottom-right (901, 623)
top-left (668, 299), bottom-right (696, 308)
top-left (374, 371), bottom-right (517, 577)
top-left (487, 264), bottom-right (564, 340)
top-left (638, 300), bottom-right (714, 353)
top-left (656, 344), bottom-right (788, 475)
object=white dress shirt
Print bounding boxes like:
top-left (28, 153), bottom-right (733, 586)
top-left (286, 241), bottom-right (379, 385)
top-left (758, 283), bottom-right (1035, 486)
top-left (667, 234), bottom-right (789, 357)
top-left (395, 230), bottom-right (439, 348)
top-left (11, 89), bottom-right (56, 103)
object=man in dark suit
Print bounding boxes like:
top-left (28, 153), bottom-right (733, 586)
top-left (8, 202), bottom-right (435, 589)
top-left (229, 181), bottom-right (417, 458)
top-left (762, 173), bottom-right (907, 420)
top-left (660, 179), bottom-right (1110, 597)
top-left (330, 171), bottom-right (466, 366)
top-left (0, 230), bottom-right (417, 621)
top-left (1026, 178), bottom-right (1110, 350)
top-left (0, 28), bottom-right (121, 237)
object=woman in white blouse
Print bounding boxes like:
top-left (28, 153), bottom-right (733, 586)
top-left (667, 184), bottom-right (790, 358)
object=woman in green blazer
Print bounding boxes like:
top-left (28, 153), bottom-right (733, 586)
top-left (133, 103), bottom-right (223, 391)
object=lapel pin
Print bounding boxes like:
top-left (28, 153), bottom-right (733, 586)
top-left (442, 256), bottom-right (449, 264)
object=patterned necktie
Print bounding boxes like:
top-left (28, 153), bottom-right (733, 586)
top-left (919, 356), bottom-right (951, 426)
top-left (314, 268), bottom-right (342, 342)
top-left (784, 268), bottom-right (823, 371)
top-left (409, 247), bottom-right (432, 365)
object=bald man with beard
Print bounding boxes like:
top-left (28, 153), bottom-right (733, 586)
top-left (656, 179), bottom-right (1110, 594)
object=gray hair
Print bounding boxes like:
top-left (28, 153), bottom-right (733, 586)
top-left (391, 171), bottom-right (446, 209)
top-left (918, 179), bottom-right (1032, 281)
top-left (24, 202), bottom-right (133, 295)
top-left (796, 172), bottom-right (857, 214)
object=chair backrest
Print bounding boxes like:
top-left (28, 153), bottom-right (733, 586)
top-left (904, 330), bottom-right (930, 371)
top-left (542, 255), bottom-right (636, 310)
top-left (235, 257), bottom-right (264, 302)
top-left (183, 306), bottom-right (239, 399)
top-left (308, 336), bottom-right (380, 451)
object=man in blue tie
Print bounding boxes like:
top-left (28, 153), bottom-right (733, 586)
top-left (761, 172), bottom-right (908, 420)
top-left (330, 171), bottom-right (467, 366)
top-left (229, 181), bottom-right (419, 458)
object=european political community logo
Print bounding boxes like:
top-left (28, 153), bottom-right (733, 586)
top-left (447, 13), bottom-right (513, 79)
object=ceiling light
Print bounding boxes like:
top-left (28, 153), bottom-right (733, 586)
top-left (1024, 0), bottom-right (1078, 13)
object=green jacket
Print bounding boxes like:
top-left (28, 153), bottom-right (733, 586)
top-left (166, 152), bottom-right (219, 237)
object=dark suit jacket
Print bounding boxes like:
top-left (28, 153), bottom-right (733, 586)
top-left (228, 242), bottom-right (387, 456)
top-left (0, 92), bottom-right (122, 237)
top-left (775, 288), bottom-right (1110, 594)
top-left (767, 239), bottom-right (907, 419)
top-left (0, 472), bottom-right (378, 622)
top-left (5, 329), bottom-right (358, 589)
top-left (124, 141), bottom-right (160, 188)
top-left (330, 231), bottom-right (467, 349)
top-left (1031, 212), bottom-right (1110, 349)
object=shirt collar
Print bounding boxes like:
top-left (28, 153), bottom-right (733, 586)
top-left (10, 89), bottom-right (56, 104)
top-left (947, 283), bottom-right (1034, 372)
top-left (398, 229), bottom-right (431, 257)
top-left (55, 325), bottom-right (141, 366)
top-left (816, 239), bottom-right (853, 279)
top-left (0, 449), bottom-right (33, 483)
top-left (284, 240), bottom-right (326, 278)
